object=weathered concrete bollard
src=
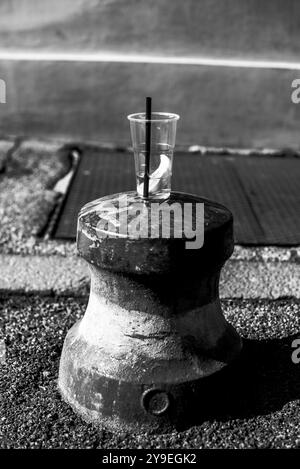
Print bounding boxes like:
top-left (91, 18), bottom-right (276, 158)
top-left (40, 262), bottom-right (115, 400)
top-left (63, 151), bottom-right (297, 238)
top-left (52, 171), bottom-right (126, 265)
top-left (58, 191), bottom-right (242, 433)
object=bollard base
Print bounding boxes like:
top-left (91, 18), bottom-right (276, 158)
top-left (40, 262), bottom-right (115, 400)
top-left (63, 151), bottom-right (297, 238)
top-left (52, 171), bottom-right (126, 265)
top-left (58, 303), bottom-right (242, 434)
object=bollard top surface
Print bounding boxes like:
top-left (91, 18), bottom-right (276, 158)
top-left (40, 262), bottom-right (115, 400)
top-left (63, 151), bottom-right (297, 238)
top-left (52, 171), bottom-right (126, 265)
top-left (77, 191), bottom-right (234, 275)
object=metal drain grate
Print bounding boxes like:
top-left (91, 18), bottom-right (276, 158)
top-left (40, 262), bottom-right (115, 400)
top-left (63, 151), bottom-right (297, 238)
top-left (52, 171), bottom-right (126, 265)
top-left (53, 148), bottom-right (300, 245)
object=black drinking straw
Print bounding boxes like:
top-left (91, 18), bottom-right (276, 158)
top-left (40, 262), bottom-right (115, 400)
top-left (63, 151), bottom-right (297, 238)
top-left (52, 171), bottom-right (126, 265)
top-left (143, 97), bottom-right (152, 198)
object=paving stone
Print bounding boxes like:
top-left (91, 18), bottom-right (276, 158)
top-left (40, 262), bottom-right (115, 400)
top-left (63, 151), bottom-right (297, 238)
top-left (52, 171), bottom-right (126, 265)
top-left (0, 255), bottom-right (88, 296)
top-left (0, 254), bottom-right (299, 300)
top-left (220, 260), bottom-right (300, 299)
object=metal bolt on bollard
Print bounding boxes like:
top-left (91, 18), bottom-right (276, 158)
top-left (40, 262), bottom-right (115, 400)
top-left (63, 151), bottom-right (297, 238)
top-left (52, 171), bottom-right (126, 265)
top-left (58, 190), bottom-right (242, 433)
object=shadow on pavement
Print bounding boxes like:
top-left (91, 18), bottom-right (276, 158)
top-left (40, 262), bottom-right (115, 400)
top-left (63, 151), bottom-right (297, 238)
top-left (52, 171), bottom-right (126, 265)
top-left (183, 335), bottom-right (300, 430)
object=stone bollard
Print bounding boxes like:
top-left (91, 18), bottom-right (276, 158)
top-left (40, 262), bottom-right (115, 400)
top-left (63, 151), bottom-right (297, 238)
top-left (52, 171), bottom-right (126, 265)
top-left (58, 191), bottom-right (242, 433)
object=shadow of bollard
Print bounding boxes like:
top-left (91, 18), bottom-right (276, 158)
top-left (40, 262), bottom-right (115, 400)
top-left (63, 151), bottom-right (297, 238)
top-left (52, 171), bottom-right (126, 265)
top-left (182, 335), bottom-right (300, 430)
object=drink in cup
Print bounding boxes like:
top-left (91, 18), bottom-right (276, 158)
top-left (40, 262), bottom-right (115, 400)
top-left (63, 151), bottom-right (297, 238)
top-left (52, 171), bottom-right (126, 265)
top-left (128, 112), bottom-right (179, 200)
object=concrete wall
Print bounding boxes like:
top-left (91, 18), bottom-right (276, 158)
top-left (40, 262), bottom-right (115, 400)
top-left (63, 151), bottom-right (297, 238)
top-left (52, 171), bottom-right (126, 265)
top-left (1, 60), bottom-right (300, 148)
top-left (0, 1), bottom-right (300, 147)
top-left (0, 0), bottom-right (299, 60)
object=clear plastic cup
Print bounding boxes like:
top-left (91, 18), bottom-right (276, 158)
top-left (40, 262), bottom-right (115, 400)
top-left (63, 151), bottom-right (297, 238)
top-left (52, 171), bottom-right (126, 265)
top-left (128, 112), bottom-right (180, 200)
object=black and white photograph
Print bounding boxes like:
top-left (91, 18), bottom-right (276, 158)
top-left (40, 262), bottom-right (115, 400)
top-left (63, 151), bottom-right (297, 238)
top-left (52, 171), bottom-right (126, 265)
top-left (0, 0), bottom-right (300, 459)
